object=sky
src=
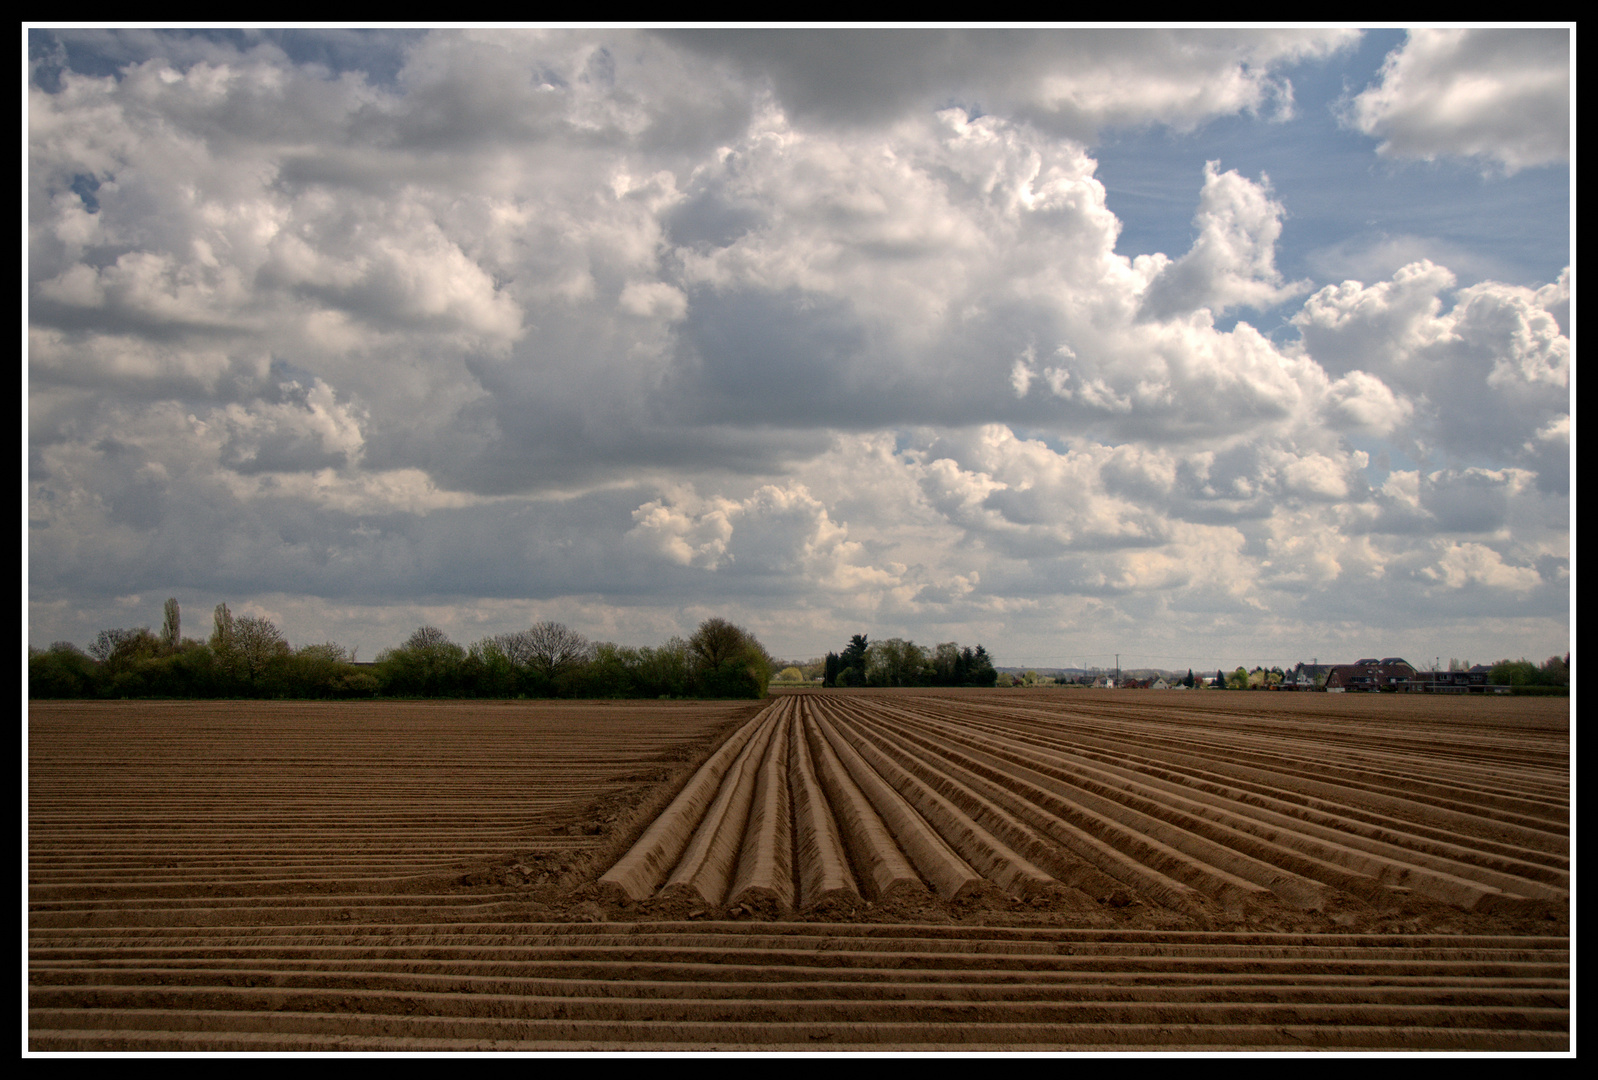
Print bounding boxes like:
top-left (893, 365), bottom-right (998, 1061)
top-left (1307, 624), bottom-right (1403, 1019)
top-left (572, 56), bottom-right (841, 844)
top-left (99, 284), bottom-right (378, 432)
top-left (25, 26), bottom-right (1573, 672)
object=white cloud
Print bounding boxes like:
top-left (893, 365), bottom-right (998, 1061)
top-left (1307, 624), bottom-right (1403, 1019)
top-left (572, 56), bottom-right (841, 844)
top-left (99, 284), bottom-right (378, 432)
top-left (27, 29), bottom-right (1567, 666)
top-left (1346, 28), bottom-right (1570, 173)
top-left (1138, 161), bottom-right (1310, 320)
top-left (1422, 542), bottom-right (1542, 592)
top-left (1292, 261), bottom-right (1569, 468)
top-left (1322, 370), bottom-right (1412, 436)
top-left (624, 482), bottom-right (900, 593)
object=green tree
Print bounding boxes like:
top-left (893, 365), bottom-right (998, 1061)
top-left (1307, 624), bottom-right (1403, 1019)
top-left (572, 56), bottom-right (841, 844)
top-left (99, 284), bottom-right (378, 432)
top-left (688, 618), bottom-right (771, 698)
top-left (160, 598), bottom-right (181, 653)
top-left (277, 641), bottom-right (363, 698)
top-left (840, 634), bottom-right (869, 684)
top-left (968, 645), bottom-right (997, 687)
top-left (1539, 655), bottom-right (1570, 687)
top-left (378, 626), bottom-right (467, 697)
top-left (930, 642), bottom-right (962, 686)
top-left (28, 642), bottom-right (100, 698)
top-left (865, 638), bottom-right (927, 687)
top-left (632, 637), bottom-right (693, 698)
top-left (233, 615), bottom-right (290, 691)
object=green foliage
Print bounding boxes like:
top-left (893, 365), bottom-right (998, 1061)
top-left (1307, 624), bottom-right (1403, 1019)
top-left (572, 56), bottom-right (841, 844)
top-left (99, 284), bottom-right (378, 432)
top-left (864, 638), bottom-right (927, 687)
top-left (630, 637), bottom-right (693, 698)
top-left (28, 642), bottom-right (99, 698)
top-left (273, 642), bottom-right (374, 699)
top-left (1489, 657), bottom-right (1568, 692)
top-left (687, 618), bottom-right (771, 698)
top-left (826, 634), bottom-right (994, 688)
top-left (840, 634), bottom-right (869, 685)
top-left (377, 626), bottom-right (467, 697)
top-left (161, 598), bottom-right (182, 652)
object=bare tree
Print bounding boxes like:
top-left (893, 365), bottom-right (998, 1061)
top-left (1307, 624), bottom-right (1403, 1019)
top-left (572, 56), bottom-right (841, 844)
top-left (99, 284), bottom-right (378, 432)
top-left (492, 629), bottom-right (536, 668)
top-left (297, 641), bottom-right (353, 664)
top-left (516, 621), bottom-right (591, 680)
top-left (404, 625), bottom-right (453, 651)
top-left (90, 627), bottom-right (146, 663)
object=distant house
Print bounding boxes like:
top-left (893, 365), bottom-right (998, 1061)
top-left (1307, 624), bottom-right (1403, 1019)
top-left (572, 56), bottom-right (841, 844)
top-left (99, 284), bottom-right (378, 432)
top-left (1410, 665), bottom-right (1499, 693)
top-left (1324, 658), bottom-right (1417, 692)
top-left (1286, 662), bottom-right (1331, 690)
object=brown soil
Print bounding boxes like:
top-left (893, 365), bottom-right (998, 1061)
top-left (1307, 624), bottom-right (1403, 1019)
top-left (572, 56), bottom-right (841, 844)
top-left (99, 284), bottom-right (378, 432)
top-left (28, 691), bottom-right (1569, 1052)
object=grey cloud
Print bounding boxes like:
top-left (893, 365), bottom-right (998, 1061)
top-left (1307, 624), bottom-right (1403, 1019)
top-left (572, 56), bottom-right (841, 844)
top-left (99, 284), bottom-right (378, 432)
top-left (662, 28), bottom-right (1357, 138)
top-left (665, 189), bottom-right (765, 250)
top-left (27, 28), bottom-right (1567, 666)
top-left (670, 287), bottom-right (887, 428)
top-left (1417, 469), bottom-right (1516, 534)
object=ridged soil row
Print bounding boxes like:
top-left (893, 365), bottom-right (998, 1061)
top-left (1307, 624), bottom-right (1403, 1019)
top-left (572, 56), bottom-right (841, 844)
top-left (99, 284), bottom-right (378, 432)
top-left (29, 923), bottom-right (1569, 1052)
top-left (800, 701), bottom-right (924, 902)
top-left (895, 697), bottom-right (1571, 863)
top-left (786, 703), bottom-right (859, 909)
top-left (819, 698), bottom-right (1258, 916)
top-left (806, 699), bottom-right (979, 902)
top-left (1015, 738), bottom-right (1571, 892)
top-left (597, 700), bottom-right (778, 903)
top-left (30, 702), bottom-right (752, 871)
top-left (930, 700), bottom-right (1569, 848)
top-left (812, 698), bottom-right (1046, 901)
top-left (837, 702), bottom-right (1322, 913)
top-left (912, 699), bottom-right (1570, 880)
top-left (29, 922), bottom-right (1572, 970)
top-left (603, 694), bottom-right (1004, 911)
top-left (967, 696), bottom-right (1569, 769)
top-left (810, 701), bottom-right (1160, 910)
top-left (852, 704), bottom-right (1563, 911)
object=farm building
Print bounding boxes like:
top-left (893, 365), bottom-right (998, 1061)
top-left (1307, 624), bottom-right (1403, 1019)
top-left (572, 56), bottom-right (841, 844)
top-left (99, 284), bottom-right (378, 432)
top-left (1324, 658), bottom-right (1417, 692)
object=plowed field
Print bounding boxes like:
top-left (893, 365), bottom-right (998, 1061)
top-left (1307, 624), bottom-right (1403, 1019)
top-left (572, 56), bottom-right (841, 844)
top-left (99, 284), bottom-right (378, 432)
top-left (28, 691), bottom-right (1569, 1052)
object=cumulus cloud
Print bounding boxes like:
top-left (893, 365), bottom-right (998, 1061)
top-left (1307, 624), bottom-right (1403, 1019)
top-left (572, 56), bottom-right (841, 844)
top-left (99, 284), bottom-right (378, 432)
top-left (27, 28), bottom-right (1567, 665)
top-left (1137, 161), bottom-right (1309, 320)
top-left (1422, 542), bottom-right (1542, 592)
top-left (1292, 261), bottom-right (1569, 471)
top-left (1346, 28), bottom-right (1570, 173)
top-left (1321, 370), bottom-right (1412, 436)
top-left (624, 482), bottom-right (900, 595)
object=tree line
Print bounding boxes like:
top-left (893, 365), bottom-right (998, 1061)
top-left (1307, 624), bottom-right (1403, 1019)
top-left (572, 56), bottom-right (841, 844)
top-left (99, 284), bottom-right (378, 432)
top-left (27, 600), bottom-right (774, 701)
top-left (821, 634), bottom-right (998, 688)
